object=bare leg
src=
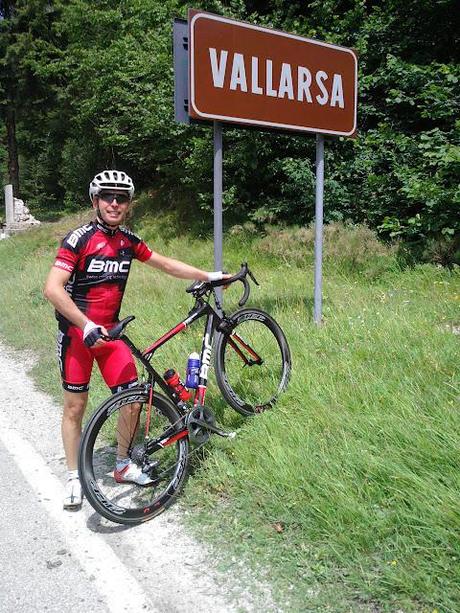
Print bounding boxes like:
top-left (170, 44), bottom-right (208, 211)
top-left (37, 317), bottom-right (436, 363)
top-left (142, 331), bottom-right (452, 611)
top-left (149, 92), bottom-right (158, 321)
top-left (62, 390), bottom-right (88, 470)
top-left (117, 402), bottom-right (141, 459)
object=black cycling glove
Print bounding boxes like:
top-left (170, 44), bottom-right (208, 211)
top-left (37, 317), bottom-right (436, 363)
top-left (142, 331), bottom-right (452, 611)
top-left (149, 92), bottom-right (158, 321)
top-left (83, 321), bottom-right (104, 348)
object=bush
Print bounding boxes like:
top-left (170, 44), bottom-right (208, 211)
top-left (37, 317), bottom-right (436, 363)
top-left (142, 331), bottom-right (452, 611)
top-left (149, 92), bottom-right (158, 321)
top-left (258, 222), bottom-right (398, 279)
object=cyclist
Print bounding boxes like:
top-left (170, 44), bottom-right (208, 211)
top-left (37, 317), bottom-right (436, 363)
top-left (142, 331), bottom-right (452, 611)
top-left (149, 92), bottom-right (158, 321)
top-left (44, 170), bottom-right (227, 510)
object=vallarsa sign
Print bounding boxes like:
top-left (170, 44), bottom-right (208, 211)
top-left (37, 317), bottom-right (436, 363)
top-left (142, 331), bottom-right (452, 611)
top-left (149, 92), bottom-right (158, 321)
top-left (189, 9), bottom-right (358, 136)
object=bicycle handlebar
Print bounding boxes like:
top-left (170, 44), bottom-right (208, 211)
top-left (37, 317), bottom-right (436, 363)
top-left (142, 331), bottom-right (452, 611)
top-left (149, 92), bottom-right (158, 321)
top-left (186, 262), bottom-right (259, 307)
top-left (107, 263), bottom-right (258, 341)
top-left (106, 315), bottom-right (136, 340)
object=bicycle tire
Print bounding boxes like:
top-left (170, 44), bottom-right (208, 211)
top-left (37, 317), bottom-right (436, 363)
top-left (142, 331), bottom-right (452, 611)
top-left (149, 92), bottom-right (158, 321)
top-left (79, 387), bottom-right (189, 525)
top-left (214, 308), bottom-right (291, 416)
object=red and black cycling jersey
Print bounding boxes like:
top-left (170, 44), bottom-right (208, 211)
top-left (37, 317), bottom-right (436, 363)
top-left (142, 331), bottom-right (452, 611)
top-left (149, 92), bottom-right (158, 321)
top-left (53, 219), bottom-right (152, 326)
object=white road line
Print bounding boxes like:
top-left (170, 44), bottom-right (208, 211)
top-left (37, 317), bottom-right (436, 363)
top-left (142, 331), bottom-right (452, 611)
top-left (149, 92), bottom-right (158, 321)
top-left (0, 418), bottom-right (155, 613)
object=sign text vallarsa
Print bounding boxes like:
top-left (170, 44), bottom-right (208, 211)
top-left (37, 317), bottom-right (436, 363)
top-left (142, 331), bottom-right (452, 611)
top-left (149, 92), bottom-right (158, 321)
top-left (208, 49), bottom-right (346, 108)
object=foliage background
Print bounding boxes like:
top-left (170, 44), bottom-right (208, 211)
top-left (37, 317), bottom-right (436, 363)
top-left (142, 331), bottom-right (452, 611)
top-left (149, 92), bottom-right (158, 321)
top-left (0, 0), bottom-right (459, 261)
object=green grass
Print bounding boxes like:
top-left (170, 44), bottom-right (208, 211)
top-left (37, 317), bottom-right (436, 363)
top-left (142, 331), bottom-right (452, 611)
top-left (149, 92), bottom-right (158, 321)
top-left (0, 212), bottom-right (458, 612)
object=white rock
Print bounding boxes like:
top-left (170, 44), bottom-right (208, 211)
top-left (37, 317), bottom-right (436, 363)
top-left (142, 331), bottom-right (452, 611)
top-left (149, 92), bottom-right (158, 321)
top-left (13, 197), bottom-right (41, 225)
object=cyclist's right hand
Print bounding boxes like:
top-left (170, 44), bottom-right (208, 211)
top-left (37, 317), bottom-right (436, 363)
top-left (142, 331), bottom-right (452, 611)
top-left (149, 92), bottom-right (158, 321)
top-left (83, 321), bottom-right (108, 348)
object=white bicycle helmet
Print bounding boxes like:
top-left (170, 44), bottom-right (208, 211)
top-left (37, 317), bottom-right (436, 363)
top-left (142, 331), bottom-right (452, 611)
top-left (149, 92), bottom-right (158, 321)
top-left (89, 170), bottom-right (135, 202)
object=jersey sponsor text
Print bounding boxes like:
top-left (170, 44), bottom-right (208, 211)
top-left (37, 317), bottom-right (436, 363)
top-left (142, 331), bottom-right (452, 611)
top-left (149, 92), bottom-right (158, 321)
top-left (87, 259), bottom-right (131, 274)
top-left (67, 224), bottom-right (93, 249)
top-left (55, 259), bottom-right (74, 272)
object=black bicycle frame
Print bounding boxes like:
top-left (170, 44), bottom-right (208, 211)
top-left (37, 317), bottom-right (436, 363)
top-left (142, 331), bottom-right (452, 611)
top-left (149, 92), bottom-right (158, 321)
top-left (118, 299), bottom-right (224, 410)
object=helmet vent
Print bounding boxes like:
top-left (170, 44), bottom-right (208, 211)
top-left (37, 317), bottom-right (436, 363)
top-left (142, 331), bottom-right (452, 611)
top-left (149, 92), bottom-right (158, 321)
top-left (89, 170), bottom-right (135, 203)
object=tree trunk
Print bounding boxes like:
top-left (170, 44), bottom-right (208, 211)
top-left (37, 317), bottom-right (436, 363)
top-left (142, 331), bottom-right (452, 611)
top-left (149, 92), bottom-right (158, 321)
top-left (5, 97), bottom-right (20, 197)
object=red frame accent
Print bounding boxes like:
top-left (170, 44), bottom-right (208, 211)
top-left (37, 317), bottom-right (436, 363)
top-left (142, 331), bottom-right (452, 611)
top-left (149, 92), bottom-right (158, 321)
top-left (162, 429), bottom-right (189, 446)
top-left (142, 322), bottom-right (187, 356)
top-left (194, 385), bottom-right (206, 406)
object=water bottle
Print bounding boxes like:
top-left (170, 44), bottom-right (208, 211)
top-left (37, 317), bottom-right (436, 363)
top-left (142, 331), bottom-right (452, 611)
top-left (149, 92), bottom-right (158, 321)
top-left (163, 369), bottom-right (191, 402)
top-left (185, 352), bottom-right (200, 389)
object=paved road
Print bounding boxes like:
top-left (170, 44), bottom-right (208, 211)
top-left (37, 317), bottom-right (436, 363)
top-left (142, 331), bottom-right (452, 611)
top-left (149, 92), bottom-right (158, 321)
top-left (0, 342), bottom-right (277, 613)
top-left (0, 439), bottom-right (109, 613)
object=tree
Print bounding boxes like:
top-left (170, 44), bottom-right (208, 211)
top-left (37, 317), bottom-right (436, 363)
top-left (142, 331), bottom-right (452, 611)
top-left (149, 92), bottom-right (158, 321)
top-left (0, 0), bottom-right (20, 195)
top-left (1, 0), bottom-right (458, 260)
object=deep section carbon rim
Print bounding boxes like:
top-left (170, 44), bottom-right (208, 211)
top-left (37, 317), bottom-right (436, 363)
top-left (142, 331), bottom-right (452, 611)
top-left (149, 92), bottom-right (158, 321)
top-left (79, 389), bottom-right (189, 524)
top-left (215, 309), bottom-right (291, 416)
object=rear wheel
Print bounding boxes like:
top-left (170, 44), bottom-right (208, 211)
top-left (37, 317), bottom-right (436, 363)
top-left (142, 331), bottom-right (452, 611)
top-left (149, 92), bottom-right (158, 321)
top-left (214, 308), bottom-right (291, 416)
top-left (79, 388), bottom-right (189, 524)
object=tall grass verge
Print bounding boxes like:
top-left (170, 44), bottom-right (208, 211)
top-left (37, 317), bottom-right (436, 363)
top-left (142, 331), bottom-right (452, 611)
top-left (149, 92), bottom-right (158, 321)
top-left (0, 216), bottom-right (458, 611)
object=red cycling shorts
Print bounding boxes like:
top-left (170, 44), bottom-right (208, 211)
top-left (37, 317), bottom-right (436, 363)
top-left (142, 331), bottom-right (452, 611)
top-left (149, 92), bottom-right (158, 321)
top-left (57, 322), bottom-right (138, 394)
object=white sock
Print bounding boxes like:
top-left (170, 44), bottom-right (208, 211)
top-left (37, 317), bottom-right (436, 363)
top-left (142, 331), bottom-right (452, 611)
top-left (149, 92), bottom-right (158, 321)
top-left (67, 469), bottom-right (79, 481)
top-left (116, 457), bottom-right (130, 469)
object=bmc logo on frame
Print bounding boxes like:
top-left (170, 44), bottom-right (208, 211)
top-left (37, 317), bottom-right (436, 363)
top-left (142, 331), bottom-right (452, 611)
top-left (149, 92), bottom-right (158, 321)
top-left (87, 259), bottom-right (130, 274)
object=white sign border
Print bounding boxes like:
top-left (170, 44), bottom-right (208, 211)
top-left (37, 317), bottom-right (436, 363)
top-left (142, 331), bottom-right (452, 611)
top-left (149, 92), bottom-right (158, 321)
top-left (190, 12), bottom-right (358, 137)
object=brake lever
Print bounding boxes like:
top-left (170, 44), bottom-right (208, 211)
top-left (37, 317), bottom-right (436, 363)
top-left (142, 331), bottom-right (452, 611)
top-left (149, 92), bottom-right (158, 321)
top-left (238, 277), bottom-right (250, 307)
top-left (247, 268), bottom-right (259, 286)
top-left (186, 280), bottom-right (205, 293)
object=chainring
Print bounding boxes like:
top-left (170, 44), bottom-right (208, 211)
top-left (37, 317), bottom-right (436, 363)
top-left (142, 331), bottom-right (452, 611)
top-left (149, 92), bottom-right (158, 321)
top-left (186, 405), bottom-right (217, 444)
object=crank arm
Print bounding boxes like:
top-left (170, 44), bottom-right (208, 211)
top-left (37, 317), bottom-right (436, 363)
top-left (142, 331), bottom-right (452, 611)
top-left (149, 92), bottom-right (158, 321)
top-left (190, 419), bottom-right (237, 439)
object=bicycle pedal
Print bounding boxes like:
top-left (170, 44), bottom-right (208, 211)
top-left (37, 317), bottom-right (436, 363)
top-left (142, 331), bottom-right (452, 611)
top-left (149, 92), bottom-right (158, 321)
top-left (142, 458), bottom-right (160, 474)
top-left (219, 430), bottom-right (237, 439)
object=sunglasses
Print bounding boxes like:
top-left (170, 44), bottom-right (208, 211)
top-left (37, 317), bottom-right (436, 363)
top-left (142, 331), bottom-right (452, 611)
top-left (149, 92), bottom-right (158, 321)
top-left (98, 193), bottom-right (130, 204)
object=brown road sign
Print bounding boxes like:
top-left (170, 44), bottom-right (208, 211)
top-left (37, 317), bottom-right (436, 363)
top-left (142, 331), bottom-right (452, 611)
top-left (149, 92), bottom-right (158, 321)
top-left (189, 10), bottom-right (358, 136)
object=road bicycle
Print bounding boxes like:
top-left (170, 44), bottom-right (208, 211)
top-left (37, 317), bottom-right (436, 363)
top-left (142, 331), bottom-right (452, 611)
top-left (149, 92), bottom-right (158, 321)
top-left (78, 263), bottom-right (291, 524)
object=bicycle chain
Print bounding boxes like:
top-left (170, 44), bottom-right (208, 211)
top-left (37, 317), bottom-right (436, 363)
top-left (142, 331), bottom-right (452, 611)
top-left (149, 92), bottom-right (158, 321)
top-left (140, 409), bottom-right (211, 482)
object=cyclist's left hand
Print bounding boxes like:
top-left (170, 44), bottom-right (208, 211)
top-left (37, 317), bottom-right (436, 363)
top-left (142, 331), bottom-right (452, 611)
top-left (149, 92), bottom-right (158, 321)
top-left (222, 272), bottom-right (233, 289)
top-left (83, 321), bottom-right (109, 348)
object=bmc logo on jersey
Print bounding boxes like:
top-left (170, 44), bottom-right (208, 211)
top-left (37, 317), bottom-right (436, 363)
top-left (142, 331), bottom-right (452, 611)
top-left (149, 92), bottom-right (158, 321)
top-left (67, 224), bottom-right (92, 248)
top-left (87, 258), bottom-right (130, 274)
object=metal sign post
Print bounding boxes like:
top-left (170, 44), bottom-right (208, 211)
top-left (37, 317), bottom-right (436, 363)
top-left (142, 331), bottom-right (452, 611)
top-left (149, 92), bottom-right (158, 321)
top-left (213, 121), bottom-right (223, 307)
top-left (314, 135), bottom-right (324, 325)
top-left (174, 10), bottom-right (358, 322)
top-left (174, 19), bottom-right (224, 306)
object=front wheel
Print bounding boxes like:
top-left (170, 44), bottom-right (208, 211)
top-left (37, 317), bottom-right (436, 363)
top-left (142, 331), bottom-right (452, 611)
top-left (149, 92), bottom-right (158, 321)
top-left (79, 387), bottom-right (189, 525)
top-left (214, 308), bottom-right (291, 416)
